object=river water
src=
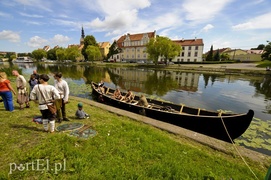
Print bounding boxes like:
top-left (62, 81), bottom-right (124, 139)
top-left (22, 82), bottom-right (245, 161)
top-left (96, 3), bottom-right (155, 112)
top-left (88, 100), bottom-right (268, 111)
top-left (3, 62), bottom-right (271, 156)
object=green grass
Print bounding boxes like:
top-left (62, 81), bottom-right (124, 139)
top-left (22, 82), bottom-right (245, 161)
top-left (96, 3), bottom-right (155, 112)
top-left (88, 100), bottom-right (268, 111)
top-left (0, 96), bottom-right (270, 180)
top-left (255, 60), bottom-right (271, 68)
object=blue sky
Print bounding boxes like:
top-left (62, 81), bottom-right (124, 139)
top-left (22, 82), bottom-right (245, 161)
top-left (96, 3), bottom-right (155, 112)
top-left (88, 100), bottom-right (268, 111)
top-left (0, 0), bottom-right (270, 53)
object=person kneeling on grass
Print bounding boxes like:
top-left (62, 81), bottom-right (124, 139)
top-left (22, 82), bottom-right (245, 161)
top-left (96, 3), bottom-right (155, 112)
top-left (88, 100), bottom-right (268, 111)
top-left (30, 74), bottom-right (61, 133)
top-left (75, 102), bottom-right (90, 119)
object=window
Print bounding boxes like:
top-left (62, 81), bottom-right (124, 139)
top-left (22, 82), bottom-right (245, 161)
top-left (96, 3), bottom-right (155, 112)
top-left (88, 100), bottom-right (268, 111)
top-left (194, 52), bottom-right (198, 57)
top-left (188, 52), bottom-right (191, 57)
top-left (195, 46), bottom-right (198, 50)
top-left (188, 46), bottom-right (191, 50)
top-left (194, 59), bottom-right (197, 62)
top-left (182, 47), bottom-right (185, 50)
top-left (181, 52), bottom-right (184, 57)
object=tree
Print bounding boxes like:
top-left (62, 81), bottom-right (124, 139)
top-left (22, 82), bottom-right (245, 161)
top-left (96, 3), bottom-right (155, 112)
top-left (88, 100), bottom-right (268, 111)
top-left (56, 48), bottom-right (66, 61)
top-left (66, 46), bottom-right (81, 61)
top-left (146, 36), bottom-right (181, 65)
top-left (262, 41), bottom-right (271, 61)
top-left (251, 44), bottom-right (265, 50)
top-left (159, 37), bottom-right (181, 64)
top-left (220, 53), bottom-right (230, 61)
top-left (32, 49), bottom-right (47, 61)
top-left (213, 49), bottom-right (220, 61)
top-left (81, 35), bottom-right (98, 60)
top-left (47, 49), bottom-right (57, 60)
top-left (85, 45), bottom-right (102, 63)
top-left (107, 40), bottom-right (120, 60)
top-left (206, 45), bottom-right (213, 61)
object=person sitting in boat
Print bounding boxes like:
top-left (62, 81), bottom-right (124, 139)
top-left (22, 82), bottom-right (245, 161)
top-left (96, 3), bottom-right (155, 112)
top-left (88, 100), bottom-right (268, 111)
top-left (113, 88), bottom-right (123, 100)
top-left (98, 80), bottom-right (105, 94)
top-left (122, 89), bottom-right (134, 102)
top-left (136, 94), bottom-right (148, 107)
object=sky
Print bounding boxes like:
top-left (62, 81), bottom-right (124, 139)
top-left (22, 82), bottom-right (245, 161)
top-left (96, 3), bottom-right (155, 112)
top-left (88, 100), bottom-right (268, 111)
top-left (0, 0), bottom-right (271, 54)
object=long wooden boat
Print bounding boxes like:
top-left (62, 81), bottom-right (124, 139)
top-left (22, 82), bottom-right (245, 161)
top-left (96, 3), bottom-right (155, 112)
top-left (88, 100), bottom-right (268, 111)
top-left (91, 82), bottom-right (254, 142)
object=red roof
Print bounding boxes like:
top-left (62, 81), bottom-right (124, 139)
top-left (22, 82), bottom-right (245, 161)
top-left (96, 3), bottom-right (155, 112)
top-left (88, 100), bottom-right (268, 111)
top-left (116, 31), bottom-right (156, 48)
top-left (172, 39), bottom-right (204, 46)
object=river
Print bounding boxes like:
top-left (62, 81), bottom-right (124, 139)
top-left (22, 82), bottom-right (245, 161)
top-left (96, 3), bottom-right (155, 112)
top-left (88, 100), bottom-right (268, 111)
top-left (3, 62), bottom-right (271, 156)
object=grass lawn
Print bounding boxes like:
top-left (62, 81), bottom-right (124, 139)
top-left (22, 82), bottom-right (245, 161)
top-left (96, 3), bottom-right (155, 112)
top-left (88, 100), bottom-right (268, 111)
top-left (0, 95), bottom-right (270, 180)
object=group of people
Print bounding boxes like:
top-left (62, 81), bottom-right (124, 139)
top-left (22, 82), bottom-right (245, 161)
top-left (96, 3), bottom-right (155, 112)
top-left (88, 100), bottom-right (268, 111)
top-left (0, 70), bottom-right (31, 111)
top-left (0, 69), bottom-right (75, 133)
top-left (29, 71), bottom-right (71, 132)
top-left (112, 87), bottom-right (148, 107)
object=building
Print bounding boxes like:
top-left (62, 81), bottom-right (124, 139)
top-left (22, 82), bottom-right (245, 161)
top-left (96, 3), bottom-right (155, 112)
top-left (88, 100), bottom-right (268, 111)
top-left (43, 45), bottom-right (51, 52)
top-left (114, 31), bottom-right (156, 62)
top-left (98, 42), bottom-right (111, 59)
top-left (172, 38), bottom-right (204, 63)
top-left (80, 26), bottom-right (85, 46)
top-left (234, 50), bottom-right (264, 62)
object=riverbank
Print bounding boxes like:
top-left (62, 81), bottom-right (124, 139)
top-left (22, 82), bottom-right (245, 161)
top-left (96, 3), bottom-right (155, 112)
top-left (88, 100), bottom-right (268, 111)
top-left (91, 62), bottom-right (271, 75)
top-left (0, 95), bottom-right (270, 179)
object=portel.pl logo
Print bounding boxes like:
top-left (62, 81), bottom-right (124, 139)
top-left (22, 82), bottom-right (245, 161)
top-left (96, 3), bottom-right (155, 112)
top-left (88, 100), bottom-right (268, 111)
top-left (9, 159), bottom-right (66, 174)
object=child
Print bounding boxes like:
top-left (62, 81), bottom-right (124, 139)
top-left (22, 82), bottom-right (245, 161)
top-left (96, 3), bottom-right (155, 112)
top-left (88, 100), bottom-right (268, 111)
top-left (75, 102), bottom-right (90, 119)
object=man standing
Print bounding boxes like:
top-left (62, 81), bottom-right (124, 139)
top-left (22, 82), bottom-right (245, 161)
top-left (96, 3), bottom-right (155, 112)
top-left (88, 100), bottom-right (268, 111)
top-left (12, 70), bottom-right (30, 109)
top-left (54, 72), bottom-right (70, 122)
top-left (30, 74), bottom-right (60, 133)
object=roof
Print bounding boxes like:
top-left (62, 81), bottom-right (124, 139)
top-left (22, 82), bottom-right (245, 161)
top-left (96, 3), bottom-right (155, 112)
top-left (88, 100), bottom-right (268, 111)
top-left (98, 42), bottom-right (111, 48)
top-left (246, 50), bottom-right (264, 54)
top-left (116, 31), bottom-right (156, 48)
top-left (173, 39), bottom-right (204, 46)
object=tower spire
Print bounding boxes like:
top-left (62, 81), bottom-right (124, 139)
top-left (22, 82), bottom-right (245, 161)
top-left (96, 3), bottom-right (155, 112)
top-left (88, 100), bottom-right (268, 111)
top-left (80, 25), bottom-right (85, 45)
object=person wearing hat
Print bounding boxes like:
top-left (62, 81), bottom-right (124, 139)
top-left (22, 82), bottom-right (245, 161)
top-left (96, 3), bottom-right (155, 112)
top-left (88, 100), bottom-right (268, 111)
top-left (75, 102), bottom-right (90, 119)
top-left (30, 74), bottom-right (61, 133)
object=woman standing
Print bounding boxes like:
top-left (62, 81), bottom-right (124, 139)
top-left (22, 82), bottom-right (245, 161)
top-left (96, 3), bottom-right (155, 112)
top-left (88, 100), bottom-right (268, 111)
top-left (0, 72), bottom-right (16, 111)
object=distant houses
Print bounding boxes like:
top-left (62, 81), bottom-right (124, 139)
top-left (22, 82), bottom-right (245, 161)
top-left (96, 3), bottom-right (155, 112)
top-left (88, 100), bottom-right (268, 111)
top-left (205, 48), bottom-right (264, 62)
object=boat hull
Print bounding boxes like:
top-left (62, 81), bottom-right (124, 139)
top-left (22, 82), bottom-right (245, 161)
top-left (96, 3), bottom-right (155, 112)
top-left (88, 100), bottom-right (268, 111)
top-left (91, 82), bottom-right (254, 142)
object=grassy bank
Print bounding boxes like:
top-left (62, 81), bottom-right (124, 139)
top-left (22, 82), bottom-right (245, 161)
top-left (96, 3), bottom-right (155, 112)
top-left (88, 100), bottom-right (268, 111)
top-left (0, 94), bottom-right (269, 179)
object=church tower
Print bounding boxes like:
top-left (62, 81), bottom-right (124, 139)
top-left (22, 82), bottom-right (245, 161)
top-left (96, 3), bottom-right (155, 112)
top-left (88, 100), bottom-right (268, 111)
top-left (80, 26), bottom-right (85, 45)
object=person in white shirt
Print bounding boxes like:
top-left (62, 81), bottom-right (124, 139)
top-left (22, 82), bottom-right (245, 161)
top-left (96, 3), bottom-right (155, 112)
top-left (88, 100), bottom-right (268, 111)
top-left (12, 70), bottom-right (30, 109)
top-left (30, 74), bottom-right (60, 133)
top-left (54, 72), bottom-right (70, 122)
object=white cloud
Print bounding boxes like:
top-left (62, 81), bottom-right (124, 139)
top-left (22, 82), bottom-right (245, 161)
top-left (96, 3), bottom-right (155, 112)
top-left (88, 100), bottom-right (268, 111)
top-left (27, 36), bottom-right (48, 48)
top-left (182, 0), bottom-right (233, 22)
top-left (14, 0), bottom-right (52, 12)
top-left (79, 0), bottom-right (151, 15)
top-left (19, 12), bottom-right (43, 18)
top-left (0, 11), bottom-right (12, 18)
top-left (202, 24), bottom-right (214, 32)
top-left (0, 30), bottom-right (20, 42)
top-left (232, 12), bottom-right (271, 30)
top-left (50, 34), bottom-right (70, 45)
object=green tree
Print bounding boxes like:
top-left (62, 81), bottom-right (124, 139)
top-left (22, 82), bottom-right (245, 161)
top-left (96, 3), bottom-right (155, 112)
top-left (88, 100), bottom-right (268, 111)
top-left (32, 49), bottom-right (47, 61)
top-left (47, 49), bottom-right (57, 60)
top-left (262, 41), bottom-right (271, 60)
top-left (86, 45), bottom-right (102, 63)
top-left (5, 52), bottom-right (16, 61)
top-left (146, 36), bottom-right (181, 65)
top-left (81, 35), bottom-right (98, 60)
top-left (251, 44), bottom-right (265, 50)
top-left (66, 46), bottom-right (81, 61)
top-left (107, 40), bottom-right (120, 60)
top-left (56, 48), bottom-right (66, 61)
top-left (146, 38), bottom-right (161, 65)
top-left (206, 45), bottom-right (213, 61)
top-left (213, 49), bottom-right (220, 61)
top-left (220, 53), bottom-right (230, 61)
top-left (160, 37), bottom-right (181, 65)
